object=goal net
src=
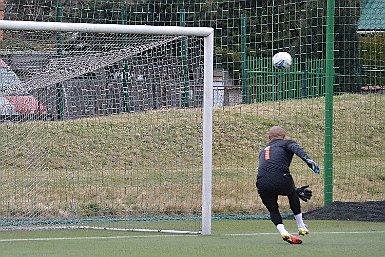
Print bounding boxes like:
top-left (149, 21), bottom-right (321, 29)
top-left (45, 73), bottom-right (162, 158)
top-left (0, 21), bottom-right (213, 235)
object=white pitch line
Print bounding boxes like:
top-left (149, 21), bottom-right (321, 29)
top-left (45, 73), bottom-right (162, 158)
top-left (0, 234), bottom-right (197, 243)
top-left (0, 230), bottom-right (384, 243)
top-left (223, 230), bottom-right (385, 236)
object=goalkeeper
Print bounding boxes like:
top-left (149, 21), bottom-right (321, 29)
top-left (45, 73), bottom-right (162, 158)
top-left (256, 126), bottom-right (320, 244)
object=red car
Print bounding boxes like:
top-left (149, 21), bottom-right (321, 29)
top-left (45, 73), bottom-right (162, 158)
top-left (0, 58), bottom-right (48, 120)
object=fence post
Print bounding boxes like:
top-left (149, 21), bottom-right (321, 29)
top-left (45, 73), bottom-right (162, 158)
top-left (324, 0), bottom-right (335, 205)
top-left (180, 8), bottom-right (190, 107)
top-left (121, 6), bottom-right (129, 113)
top-left (241, 14), bottom-right (248, 104)
top-left (56, 2), bottom-right (64, 120)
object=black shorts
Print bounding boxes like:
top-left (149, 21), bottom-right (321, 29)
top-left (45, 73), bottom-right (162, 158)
top-left (256, 172), bottom-right (296, 196)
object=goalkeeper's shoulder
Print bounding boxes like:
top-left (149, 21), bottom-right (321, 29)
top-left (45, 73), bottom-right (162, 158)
top-left (285, 139), bottom-right (309, 156)
top-left (285, 138), bottom-right (301, 146)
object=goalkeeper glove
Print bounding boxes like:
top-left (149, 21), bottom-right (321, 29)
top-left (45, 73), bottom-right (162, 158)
top-left (305, 158), bottom-right (320, 174)
top-left (296, 185), bottom-right (312, 202)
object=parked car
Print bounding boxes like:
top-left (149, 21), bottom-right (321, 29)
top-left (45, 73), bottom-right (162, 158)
top-left (0, 58), bottom-right (48, 121)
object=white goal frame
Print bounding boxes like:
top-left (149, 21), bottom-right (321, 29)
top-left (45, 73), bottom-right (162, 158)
top-left (0, 20), bottom-right (214, 236)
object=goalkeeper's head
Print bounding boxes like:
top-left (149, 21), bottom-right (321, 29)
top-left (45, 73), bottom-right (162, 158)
top-left (268, 126), bottom-right (286, 141)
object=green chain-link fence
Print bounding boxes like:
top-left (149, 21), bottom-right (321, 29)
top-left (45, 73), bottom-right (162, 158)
top-left (0, 0), bottom-right (383, 228)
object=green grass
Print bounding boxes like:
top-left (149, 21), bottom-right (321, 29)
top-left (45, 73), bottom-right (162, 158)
top-left (0, 94), bottom-right (384, 217)
top-left (0, 220), bottom-right (384, 257)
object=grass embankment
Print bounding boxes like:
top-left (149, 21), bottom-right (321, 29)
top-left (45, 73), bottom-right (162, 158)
top-left (0, 94), bottom-right (384, 216)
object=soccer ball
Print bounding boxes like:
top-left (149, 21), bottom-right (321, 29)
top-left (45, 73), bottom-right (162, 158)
top-left (272, 52), bottom-right (292, 69)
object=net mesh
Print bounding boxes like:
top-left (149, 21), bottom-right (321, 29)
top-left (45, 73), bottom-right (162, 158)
top-left (0, 27), bottom-right (206, 232)
top-left (4, 34), bottom-right (182, 95)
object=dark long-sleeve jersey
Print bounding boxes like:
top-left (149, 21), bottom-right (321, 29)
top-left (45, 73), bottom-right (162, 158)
top-left (257, 139), bottom-right (310, 178)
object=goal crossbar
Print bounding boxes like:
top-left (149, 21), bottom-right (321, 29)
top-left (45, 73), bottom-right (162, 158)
top-left (0, 20), bottom-right (214, 236)
top-left (0, 20), bottom-right (213, 37)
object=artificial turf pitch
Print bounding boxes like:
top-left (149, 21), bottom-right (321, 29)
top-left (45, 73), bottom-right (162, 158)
top-left (0, 220), bottom-right (384, 257)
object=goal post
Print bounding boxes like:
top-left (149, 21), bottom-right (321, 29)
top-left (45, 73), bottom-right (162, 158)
top-left (0, 20), bottom-right (213, 235)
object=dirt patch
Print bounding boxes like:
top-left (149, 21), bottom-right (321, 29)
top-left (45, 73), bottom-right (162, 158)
top-left (303, 201), bottom-right (385, 222)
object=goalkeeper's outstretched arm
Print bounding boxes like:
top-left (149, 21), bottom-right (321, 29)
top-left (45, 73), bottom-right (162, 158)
top-left (287, 140), bottom-right (320, 174)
